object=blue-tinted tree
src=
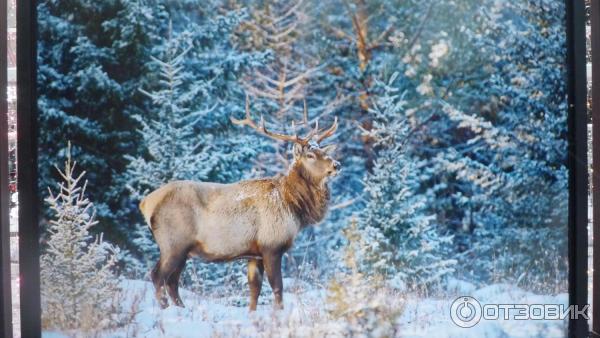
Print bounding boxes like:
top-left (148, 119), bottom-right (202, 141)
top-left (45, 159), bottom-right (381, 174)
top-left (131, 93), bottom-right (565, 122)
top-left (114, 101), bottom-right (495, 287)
top-left (355, 76), bottom-right (456, 290)
top-left (37, 0), bottom-right (166, 247)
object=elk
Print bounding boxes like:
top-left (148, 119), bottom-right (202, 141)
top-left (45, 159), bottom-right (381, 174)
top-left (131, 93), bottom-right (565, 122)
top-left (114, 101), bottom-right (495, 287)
top-left (139, 97), bottom-right (340, 311)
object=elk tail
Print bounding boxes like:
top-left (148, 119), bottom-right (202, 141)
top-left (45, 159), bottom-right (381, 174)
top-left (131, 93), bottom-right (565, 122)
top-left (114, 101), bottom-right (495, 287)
top-left (139, 185), bottom-right (172, 230)
top-left (139, 198), bottom-right (151, 228)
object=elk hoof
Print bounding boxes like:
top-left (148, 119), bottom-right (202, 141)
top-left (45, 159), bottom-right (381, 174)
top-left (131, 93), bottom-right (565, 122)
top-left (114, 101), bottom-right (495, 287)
top-left (157, 295), bottom-right (169, 309)
top-left (174, 298), bottom-right (185, 308)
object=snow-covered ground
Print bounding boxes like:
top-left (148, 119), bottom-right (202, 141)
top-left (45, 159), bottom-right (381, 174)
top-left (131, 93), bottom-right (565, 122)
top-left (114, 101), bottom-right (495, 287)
top-left (399, 281), bottom-right (568, 338)
top-left (42, 279), bottom-right (568, 338)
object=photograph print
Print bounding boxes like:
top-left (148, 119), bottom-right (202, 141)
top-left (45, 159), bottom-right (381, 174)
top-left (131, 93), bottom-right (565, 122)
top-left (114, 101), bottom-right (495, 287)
top-left (35, 0), bottom-right (571, 336)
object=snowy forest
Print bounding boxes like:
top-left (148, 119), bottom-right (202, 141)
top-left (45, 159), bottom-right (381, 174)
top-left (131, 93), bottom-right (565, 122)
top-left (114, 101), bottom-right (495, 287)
top-left (37, 0), bottom-right (570, 336)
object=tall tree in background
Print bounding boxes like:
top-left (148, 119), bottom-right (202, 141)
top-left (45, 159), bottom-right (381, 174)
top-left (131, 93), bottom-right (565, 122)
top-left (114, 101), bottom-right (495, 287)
top-left (236, 0), bottom-right (342, 174)
top-left (314, 0), bottom-right (427, 170)
top-left (356, 76), bottom-right (456, 289)
top-left (458, 0), bottom-right (569, 290)
top-left (37, 0), bottom-right (165, 246)
top-left (384, 0), bottom-right (568, 290)
top-left (166, 1), bottom-right (270, 183)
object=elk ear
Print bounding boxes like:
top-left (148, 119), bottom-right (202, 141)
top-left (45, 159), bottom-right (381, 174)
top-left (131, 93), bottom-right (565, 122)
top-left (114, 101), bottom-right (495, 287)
top-left (293, 143), bottom-right (305, 157)
top-left (321, 144), bottom-right (337, 155)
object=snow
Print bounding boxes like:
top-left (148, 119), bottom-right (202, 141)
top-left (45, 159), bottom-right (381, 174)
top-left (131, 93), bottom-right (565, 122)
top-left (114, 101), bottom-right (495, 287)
top-left (444, 278), bottom-right (478, 295)
top-left (101, 279), bottom-right (329, 338)
top-left (41, 279), bottom-right (568, 338)
top-left (398, 284), bottom-right (568, 338)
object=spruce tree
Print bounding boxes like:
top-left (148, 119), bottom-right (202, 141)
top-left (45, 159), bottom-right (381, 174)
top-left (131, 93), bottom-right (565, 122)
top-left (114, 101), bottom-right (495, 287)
top-left (357, 76), bottom-right (456, 290)
top-left (37, 0), bottom-right (164, 246)
top-left (41, 143), bottom-right (120, 332)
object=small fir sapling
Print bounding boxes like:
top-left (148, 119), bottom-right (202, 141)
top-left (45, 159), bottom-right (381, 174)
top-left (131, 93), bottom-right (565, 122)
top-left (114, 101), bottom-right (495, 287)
top-left (41, 143), bottom-right (121, 332)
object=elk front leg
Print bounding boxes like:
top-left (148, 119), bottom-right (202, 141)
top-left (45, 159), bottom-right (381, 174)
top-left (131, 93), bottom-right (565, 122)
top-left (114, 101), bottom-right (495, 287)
top-left (263, 253), bottom-right (283, 309)
top-left (248, 259), bottom-right (264, 311)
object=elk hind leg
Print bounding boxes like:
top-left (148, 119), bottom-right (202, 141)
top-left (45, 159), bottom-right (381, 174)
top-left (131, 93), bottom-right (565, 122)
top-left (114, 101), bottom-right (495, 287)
top-left (153, 254), bottom-right (184, 309)
top-left (150, 258), bottom-right (169, 309)
top-left (166, 256), bottom-right (187, 308)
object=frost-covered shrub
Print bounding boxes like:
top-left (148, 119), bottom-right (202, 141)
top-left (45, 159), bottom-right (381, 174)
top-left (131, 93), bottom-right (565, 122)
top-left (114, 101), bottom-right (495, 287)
top-left (466, 225), bottom-right (568, 294)
top-left (41, 143), bottom-right (121, 332)
top-left (327, 218), bottom-right (404, 337)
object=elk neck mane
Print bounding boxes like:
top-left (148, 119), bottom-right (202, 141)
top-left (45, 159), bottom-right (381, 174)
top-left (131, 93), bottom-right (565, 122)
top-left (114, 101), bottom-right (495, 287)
top-left (278, 161), bottom-right (330, 227)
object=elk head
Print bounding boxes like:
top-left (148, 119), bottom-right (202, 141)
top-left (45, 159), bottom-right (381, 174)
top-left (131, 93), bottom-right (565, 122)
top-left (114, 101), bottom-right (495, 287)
top-left (292, 143), bottom-right (339, 181)
top-left (230, 95), bottom-right (340, 182)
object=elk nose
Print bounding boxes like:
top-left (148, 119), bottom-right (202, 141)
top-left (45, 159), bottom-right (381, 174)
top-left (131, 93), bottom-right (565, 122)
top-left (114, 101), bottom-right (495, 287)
top-left (333, 161), bottom-right (341, 170)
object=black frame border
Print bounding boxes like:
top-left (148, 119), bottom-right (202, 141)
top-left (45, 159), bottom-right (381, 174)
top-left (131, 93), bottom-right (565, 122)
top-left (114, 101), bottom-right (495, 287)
top-left (17, 0), bottom-right (39, 337)
top-left (567, 0), bottom-right (590, 337)
top-left (11, 0), bottom-right (592, 337)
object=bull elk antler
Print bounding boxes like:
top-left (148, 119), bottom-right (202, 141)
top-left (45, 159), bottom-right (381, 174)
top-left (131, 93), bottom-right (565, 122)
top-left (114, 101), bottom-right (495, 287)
top-left (231, 95), bottom-right (338, 146)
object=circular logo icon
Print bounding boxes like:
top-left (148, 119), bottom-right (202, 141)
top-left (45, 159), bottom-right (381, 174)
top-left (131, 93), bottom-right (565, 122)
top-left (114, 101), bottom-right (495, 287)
top-left (450, 296), bottom-right (482, 328)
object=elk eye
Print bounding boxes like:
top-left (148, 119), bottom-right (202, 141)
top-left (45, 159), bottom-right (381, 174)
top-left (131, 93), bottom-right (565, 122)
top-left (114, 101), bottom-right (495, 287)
top-left (306, 153), bottom-right (316, 159)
